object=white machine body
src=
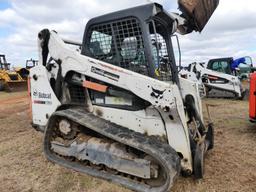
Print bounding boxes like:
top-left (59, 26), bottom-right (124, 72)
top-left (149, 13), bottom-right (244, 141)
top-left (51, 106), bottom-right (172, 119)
top-left (29, 31), bottom-right (206, 172)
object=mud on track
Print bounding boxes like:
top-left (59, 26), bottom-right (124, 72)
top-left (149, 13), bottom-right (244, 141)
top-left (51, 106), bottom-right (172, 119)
top-left (0, 91), bottom-right (256, 192)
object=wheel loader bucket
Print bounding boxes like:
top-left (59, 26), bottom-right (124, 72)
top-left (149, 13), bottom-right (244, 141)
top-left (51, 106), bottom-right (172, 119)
top-left (4, 81), bottom-right (27, 92)
top-left (178, 0), bottom-right (219, 32)
top-left (0, 69), bottom-right (28, 92)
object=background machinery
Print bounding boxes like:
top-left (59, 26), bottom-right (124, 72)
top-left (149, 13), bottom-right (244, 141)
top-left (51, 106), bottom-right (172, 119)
top-left (29, 1), bottom-right (219, 191)
top-left (0, 54), bottom-right (27, 92)
top-left (249, 73), bottom-right (256, 122)
top-left (181, 62), bottom-right (247, 99)
top-left (15, 59), bottom-right (38, 80)
top-left (207, 56), bottom-right (254, 80)
top-left (26, 58), bottom-right (38, 69)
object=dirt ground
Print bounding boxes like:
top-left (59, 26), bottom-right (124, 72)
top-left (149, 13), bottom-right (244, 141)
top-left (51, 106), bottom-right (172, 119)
top-left (0, 91), bottom-right (256, 192)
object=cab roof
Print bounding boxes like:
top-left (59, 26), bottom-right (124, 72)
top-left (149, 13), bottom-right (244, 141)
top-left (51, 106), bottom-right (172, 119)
top-left (85, 3), bottom-right (173, 27)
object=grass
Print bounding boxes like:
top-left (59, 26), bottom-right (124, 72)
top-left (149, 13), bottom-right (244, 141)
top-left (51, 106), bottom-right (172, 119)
top-left (54, 171), bottom-right (76, 192)
top-left (1, 91), bottom-right (256, 192)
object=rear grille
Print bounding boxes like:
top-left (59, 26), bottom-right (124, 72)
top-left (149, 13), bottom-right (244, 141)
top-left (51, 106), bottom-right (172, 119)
top-left (68, 85), bottom-right (86, 103)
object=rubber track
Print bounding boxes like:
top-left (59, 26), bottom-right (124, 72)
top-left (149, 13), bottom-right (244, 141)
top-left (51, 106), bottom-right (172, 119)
top-left (206, 86), bottom-right (240, 99)
top-left (44, 108), bottom-right (181, 192)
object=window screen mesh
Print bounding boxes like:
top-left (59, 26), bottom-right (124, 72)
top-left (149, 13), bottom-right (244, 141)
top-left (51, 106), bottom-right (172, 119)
top-left (87, 18), bottom-right (149, 75)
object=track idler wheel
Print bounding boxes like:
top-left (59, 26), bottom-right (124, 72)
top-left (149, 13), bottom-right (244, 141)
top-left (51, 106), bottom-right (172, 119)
top-left (58, 119), bottom-right (78, 140)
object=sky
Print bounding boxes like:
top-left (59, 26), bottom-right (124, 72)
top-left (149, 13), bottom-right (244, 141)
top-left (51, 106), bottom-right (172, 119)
top-left (0, 0), bottom-right (255, 67)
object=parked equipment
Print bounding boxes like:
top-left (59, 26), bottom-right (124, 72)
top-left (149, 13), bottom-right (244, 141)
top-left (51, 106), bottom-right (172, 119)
top-left (29, 1), bottom-right (218, 191)
top-left (15, 59), bottom-right (38, 80)
top-left (26, 59), bottom-right (38, 69)
top-left (207, 56), bottom-right (255, 80)
top-left (249, 73), bottom-right (256, 122)
top-left (182, 62), bottom-right (247, 99)
top-left (0, 54), bottom-right (27, 92)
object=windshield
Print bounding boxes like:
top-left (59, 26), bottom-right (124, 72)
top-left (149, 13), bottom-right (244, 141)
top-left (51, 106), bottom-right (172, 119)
top-left (0, 63), bottom-right (10, 70)
top-left (149, 20), bottom-right (173, 81)
top-left (212, 61), bottom-right (229, 73)
top-left (27, 61), bottom-right (34, 67)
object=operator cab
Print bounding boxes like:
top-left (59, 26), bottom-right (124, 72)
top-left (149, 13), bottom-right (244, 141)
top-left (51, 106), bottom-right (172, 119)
top-left (207, 56), bottom-right (253, 78)
top-left (26, 59), bottom-right (38, 69)
top-left (0, 55), bottom-right (11, 71)
top-left (0, 63), bottom-right (10, 71)
top-left (76, 3), bottom-right (180, 110)
top-left (82, 3), bottom-right (179, 83)
top-left (65, 2), bottom-right (218, 107)
top-left (207, 57), bottom-right (233, 74)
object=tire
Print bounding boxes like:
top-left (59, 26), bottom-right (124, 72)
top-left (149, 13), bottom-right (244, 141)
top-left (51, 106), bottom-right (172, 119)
top-left (206, 123), bottom-right (214, 150)
top-left (193, 144), bottom-right (205, 179)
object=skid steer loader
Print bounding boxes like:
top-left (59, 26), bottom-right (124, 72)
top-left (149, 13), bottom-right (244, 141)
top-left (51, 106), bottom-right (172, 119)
top-left (207, 56), bottom-right (255, 80)
top-left (181, 62), bottom-right (247, 99)
top-left (29, 1), bottom-right (218, 191)
top-left (0, 54), bottom-right (27, 92)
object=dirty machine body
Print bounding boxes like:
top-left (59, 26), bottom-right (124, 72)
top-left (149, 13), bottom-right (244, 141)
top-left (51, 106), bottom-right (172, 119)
top-left (182, 62), bottom-right (246, 99)
top-left (29, 1), bottom-right (218, 191)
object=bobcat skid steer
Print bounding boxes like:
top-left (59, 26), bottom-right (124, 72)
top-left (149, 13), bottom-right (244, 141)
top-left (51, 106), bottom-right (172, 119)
top-left (182, 62), bottom-right (246, 99)
top-left (29, 1), bottom-right (218, 191)
top-left (207, 56), bottom-right (255, 80)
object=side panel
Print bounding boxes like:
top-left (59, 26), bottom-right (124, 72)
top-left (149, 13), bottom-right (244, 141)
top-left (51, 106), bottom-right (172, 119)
top-left (30, 65), bottom-right (61, 126)
top-left (179, 77), bottom-right (203, 118)
top-left (92, 106), bottom-right (166, 137)
top-left (93, 98), bottom-right (193, 172)
top-left (249, 73), bottom-right (256, 121)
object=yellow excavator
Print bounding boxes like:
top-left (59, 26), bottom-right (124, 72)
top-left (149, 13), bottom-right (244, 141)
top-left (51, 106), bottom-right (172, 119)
top-left (0, 54), bottom-right (27, 92)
